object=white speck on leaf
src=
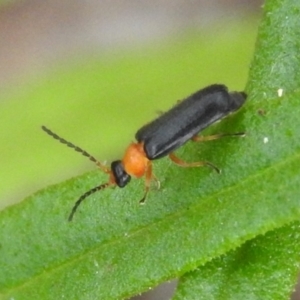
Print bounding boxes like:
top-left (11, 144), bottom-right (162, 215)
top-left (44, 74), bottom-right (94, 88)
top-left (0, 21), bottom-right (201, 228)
top-left (277, 88), bottom-right (283, 97)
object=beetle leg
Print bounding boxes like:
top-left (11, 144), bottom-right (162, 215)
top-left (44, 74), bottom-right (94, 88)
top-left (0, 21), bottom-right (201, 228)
top-left (168, 153), bottom-right (220, 174)
top-left (192, 132), bottom-right (245, 142)
top-left (139, 161), bottom-right (153, 204)
top-left (152, 174), bottom-right (161, 190)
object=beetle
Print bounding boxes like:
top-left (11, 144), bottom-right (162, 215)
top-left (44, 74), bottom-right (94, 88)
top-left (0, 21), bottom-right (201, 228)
top-left (42, 84), bottom-right (246, 221)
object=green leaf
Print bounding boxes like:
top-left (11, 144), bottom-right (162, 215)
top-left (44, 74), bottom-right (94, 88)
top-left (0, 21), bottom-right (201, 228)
top-left (174, 222), bottom-right (300, 300)
top-left (1, 86), bottom-right (300, 299)
top-left (247, 0), bottom-right (300, 98)
top-left (174, 0), bottom-right (300, 299)
top-left (0, 1), bottom-right (299, 300)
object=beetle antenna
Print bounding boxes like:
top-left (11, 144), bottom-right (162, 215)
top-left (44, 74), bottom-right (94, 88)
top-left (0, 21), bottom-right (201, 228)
top-left (68, 182), bottom-right (111, 221)
top-left (41, 126), bottom-right (108, 172)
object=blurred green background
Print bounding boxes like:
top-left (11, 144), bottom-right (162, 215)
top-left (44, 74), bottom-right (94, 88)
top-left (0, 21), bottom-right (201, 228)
top-left (0, 1), bottom-right (259, 213)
